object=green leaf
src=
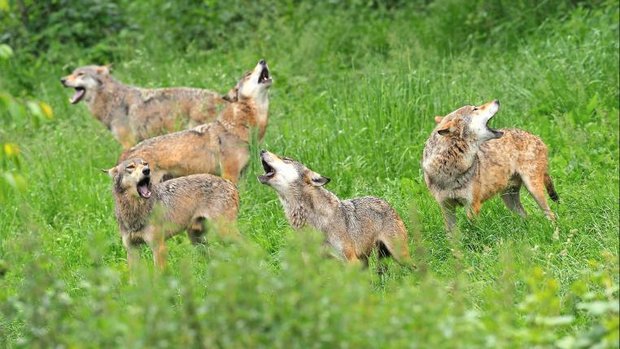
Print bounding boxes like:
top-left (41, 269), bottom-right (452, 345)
top-left (0, 44), bottom-right (13, 59)
top-left (26, 101), bottom-right (43, 118)
top-left (3, 172), bottom-right (27, 192)
top-left (537, 315), bottom-right (575, 326)
top-left (577, 301), bottom-right (618, 315)
top-left (586, 93), bottom-right (599, 115)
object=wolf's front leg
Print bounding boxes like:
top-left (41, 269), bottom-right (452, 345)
top-left (466, 202), bottom-right (481, 220)
top-left (466, 189), bottom-right (483, 220)
top-left (440, 201), bottom-right (458, 232)
top-left (122, 234), bottom-right (140, 270)
top-left (110, 121), bottom-right (136, 149)
top-left (220, 142), bottom-right (249, 184)
top-left (342, 244), bottom-right (362, 265)
top-left (144, 227), bottom-right (167, 270)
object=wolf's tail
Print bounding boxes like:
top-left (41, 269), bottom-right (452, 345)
top-left (544, 173), bottom-right (559, 203)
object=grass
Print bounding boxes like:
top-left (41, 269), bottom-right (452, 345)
top-left (0, 1), bottom-right (618, 348)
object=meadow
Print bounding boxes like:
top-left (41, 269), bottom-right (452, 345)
top-left (0, 0), bottom-right (618, 347)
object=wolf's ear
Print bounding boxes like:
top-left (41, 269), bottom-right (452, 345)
top-left (222, 87), bottom-right (238, 102)
top-left (103, 167), bottom-right (117, 177)
top-left (310, 172), bottom-right (330, 187)
top-left (434, 116), bottom-right (443, 124)
top-left (96, 65), bottom-right (111, 75)
top-left (436, 120), bottom-right (455, 136)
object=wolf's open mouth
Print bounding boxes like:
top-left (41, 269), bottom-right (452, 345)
top-left (485, 115), bottom-right (503, 138)
top-left (258, 67), bottom-right (271, 84)
top-left (489, 127), bottom-right (503, 138)
top-left (258, 158), bottom-right (275, 183)
top-left (137, 176), bottom-right (152, 199)
top-left (262, 159), bottom-right (275, 177)
top-left (70, 87), bottom-right (86, 104)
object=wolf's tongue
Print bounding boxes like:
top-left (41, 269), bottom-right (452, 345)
top-left (138, 183), bottom-right (151, 198)
top-left (70, 89), bottom-right (85, 104)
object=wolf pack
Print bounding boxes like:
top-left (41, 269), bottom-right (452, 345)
top-left (61, 59), bottom-right (558, 270)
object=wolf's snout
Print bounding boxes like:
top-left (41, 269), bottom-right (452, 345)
top-left (483, 99), bottom-right (500, 116)
top-left (60, 78), bottom-right (67, 85)
top-left (259, 59), bottom-right (266, 65)
top-left (260, 149), bottom-right (266, 155)
top-left (142, 167), bottom-right (150, 176)
top-left (490, 100), bottom-right (500, 114)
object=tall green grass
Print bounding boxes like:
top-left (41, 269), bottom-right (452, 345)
top-left (0, 0), bottom-right (618, 347)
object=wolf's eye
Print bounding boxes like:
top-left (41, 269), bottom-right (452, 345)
top-left (126, 165), bottom-right (135, 171)
top-left (77, 72), bottom-right (84, 77)
top-left (472, 107), bottom-right (479, 111)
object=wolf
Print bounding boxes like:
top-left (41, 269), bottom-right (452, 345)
top-left (119, 59), bottom-right (272, 184)
top-left (422, 100), bottom-right (559, 231)
top-left (61, 65), bottom-right (225, 149)
top-left (258, 150), bottom-right (413, 267)
top-left (106, 158), bottom-right (239, 269)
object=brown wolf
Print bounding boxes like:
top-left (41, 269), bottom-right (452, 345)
top-left (61, 65), bottom-right (224, 149)
top-left (258, 150), bottom-right (413, 267)
top-left (119, 59), bottom-right (272, 184)
top-left (422, 100), bottom-right (558, 231)
top-left (106, 158), bottom-right (239, 269)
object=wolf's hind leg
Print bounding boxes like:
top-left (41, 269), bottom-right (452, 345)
top-left (501, 186), bottom-right (527, 217)
top-left (522, 176), bottom-right (555, 220)
top-left (378, 237), bottom-right (415, 270)
top-left (187, 217), bottom-right (207, 245)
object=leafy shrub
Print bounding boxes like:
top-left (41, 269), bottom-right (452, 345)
top-left (125, 0), bottom-right (418, 52)
top-left (1, 230), bottom-right (618, 348)
top-left (0, 44), bottom-right (53, 201)
top-left (0, 0), bottom-right (131, 62)
top-left (121, 0), bottom-right (291, 52)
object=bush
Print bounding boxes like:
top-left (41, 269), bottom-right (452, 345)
top-left (1, 230), bottom-right (618, 348)
top-left (0, 0), bottom-right (131, 63)
top-left (0, 44), bottom-right (53, 201)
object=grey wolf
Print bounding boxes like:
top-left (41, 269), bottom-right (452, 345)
top-left (61, 65), bottom-right (224, 149)
top-left (258, 150), bottom-right (413, 267)
top-left (119, 59), bottom-right (272, 184)
top-left (106, 158), bottom-right (239, 269)
top-left (422, 100), bottom-right (558, 231)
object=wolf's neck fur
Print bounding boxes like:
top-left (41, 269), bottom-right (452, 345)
top-left (425, 136), bottom-right (480, 189)
top-left (219, 95), bottom-right (269, 142)
top-left (254, 93), bottom-right (269, 138)
top-left (113, 187), bottom-right (154, 233)
top-left (278, 186), bottom-right (340, 231)
top-left (86, 77), bottom-right (136, 128)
